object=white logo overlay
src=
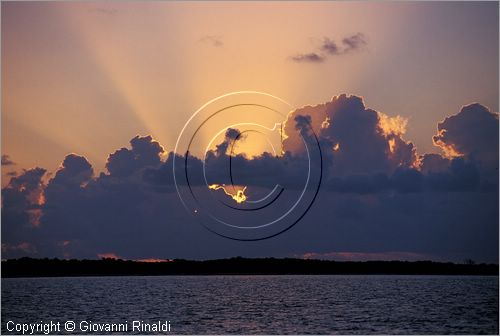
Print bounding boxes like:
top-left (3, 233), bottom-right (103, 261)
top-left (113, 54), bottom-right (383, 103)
top-left (173, 92), bottom-right (323, 240)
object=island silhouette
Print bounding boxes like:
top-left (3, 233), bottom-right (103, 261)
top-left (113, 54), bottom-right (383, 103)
top-left (2, 257), bottom-right (497, 278)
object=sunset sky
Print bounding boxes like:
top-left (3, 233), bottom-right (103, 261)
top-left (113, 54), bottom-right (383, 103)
top-left (1, 2), bottom-right (498, 262)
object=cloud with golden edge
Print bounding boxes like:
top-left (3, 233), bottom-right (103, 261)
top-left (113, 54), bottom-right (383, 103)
top-left (209, 184), bottom-right (248, 204)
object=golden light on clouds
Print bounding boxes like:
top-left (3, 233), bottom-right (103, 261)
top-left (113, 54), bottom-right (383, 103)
top-left (432, 130), bottom-right (463, 158)
top-left (209, 184), bottom-right (248, 204)
top-left (321, 117), bottom-right (331, 129)
top-left (2, 1), bottom-right (498, 185)
top-left (388, 138), bottom-right (396, 154)
top-left (378, 112), bottom-right (408, 137)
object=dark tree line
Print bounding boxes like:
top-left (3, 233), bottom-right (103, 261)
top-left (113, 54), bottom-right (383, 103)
top-left (2, 257), bottom-right (498, 278)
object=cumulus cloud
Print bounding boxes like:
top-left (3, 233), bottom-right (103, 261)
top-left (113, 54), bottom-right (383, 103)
top-left (51, 154), bottom-right (93, 187)
top-left (3, 168), bottom-right (45, 194)
top-left (2, 167), bottom-right (46, 248)
top-left (433, 103), bottom-right (499, 167)
top-left (283, 94), bottom-right (417, 177)
top-left (106, 135), bottom-right (164, 177)
top-left (1, 95), bottom-right (498, 262)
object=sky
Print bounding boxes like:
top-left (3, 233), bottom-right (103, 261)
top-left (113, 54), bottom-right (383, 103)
top-left (1, 1), bottom-right (499, 262)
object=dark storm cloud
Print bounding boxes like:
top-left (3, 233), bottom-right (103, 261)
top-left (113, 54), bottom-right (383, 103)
top-left (214, 128), bottom-right (243, 157)
top-left (106, 135), bottom-right (164, 177)
top-left (290, 53), bottom-right (325, 63)
top-left (420, 153), bottom-right (450, 174)
top-left (325, 158), bottom-right (482, 194)
top-left (4, 167), bottom-right (46, 195)
top-left (425, 157), bottom-right (481, 192)
top-left (1, 95), bottom-right (498, 262)
top-left (2, 154), bottom-right (15, 166)
top-left (326, 168), bottom-right (424, 194)
top-left (291, 33), bottom-right (368, 64)
top-left (50, 154), bottom-right (93, 187)
top-left (2, 168), bottom-right (46, 256)
top-left (142, 152), bottom-right (180, 192)
top-left (283, 94), bottom-right (417, 177)
top-left (199, 35), bottom-right (224, 47)
top-left (294, 114), bottom-right (313, 132)
top-left (433, 103), bottom-right (499, 168)
top-left (327, 173), bottom-right (390, 194)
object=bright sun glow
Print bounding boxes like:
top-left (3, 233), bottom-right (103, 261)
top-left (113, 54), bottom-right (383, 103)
top-left (208, 184), bottom-right (248, 203)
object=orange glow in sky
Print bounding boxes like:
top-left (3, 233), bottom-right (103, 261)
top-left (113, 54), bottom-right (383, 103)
top-left (1, 2), bottom-right (498, 186)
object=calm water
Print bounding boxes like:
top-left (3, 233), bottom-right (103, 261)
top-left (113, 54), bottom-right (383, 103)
top-left (2, 275), bottom-right (498, 334)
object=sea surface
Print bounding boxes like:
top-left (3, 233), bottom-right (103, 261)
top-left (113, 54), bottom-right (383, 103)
top-left (2, 275), bottom-right (498, 334)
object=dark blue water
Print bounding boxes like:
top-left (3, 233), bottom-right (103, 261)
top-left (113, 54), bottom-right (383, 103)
top-left (2, 275), bottom-right (498, 334)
